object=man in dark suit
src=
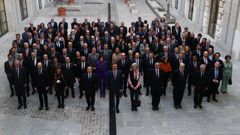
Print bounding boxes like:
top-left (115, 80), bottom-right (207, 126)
top-left (29, 51), bottom-right (40, 95)
top-left (193, 64), bottom-right (209, 109)
top-left (42, 54), bottom-right (53, 94)
top-left (208, 62), bottom-right (222, 102)
top-left (4, 54), bottom-right (14, 97)
top-left (48, 18), bottom-right (58, 37)
top-left (59, 18), bottom-right (68, 31)
top-left (11, 60), bottom-right (27, 109)
top-left (117, 53), bottom-right (130, 97)
top-left (63, 57), bottom-right (76, 98)
top-left (18, 53), bottom-right (30, 97)
top-left (151, 62), bottom-right (163, 111)
top-left (132, 52), bottom-right (143, 73)
top-left (172, 22), bottom-right (182, 39)
top-left (83, 67), bottom-right (98, 111)
top-left (100, 44), bottom-right (113, 68)
top-left (107, 64), bottom-right (123, 113)
top-left (187, 55), bottom-right (200, 96)
top-left (202, 39), bottom-right (214, 53)
top-left (172, 63), bottom-right (188, 109)
top-left (199, 51), bottom-right (212, 71)
top-left (35, 62), bottom-right (49, 110)
top-left (144, 53), bottom-right (155, 96)
top-left (77, 56), bottom-right (89, 98)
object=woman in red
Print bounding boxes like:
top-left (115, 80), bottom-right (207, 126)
top-left (160, 56), bottom-right (172, 96)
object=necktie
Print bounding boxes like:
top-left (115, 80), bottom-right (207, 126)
top-left (215, 69), bottom-right (218, 79)
top-left (38, 69), bottom-right (42, 75)
top-left (181, 71), bottom-right (184, 79)
top-left (122, 60), bottom-right (125, 65)
top-left (114, 71), bottom-right (117, 80)
top-left (88, 73), bottom-right (91, 79)
top-left (201, 72), bottom-right (203, 78)
top-left (17, 68), bottom-right (19, 78)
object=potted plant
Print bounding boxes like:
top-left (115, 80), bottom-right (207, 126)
top-left (69, 0), bottom-right (75, 4)
top-left (57, 0), bottom-right (66, 16)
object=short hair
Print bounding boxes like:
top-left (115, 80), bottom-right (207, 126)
top-left (225, 55), bottom-right (232, 60)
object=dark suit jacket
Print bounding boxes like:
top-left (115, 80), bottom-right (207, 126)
top-left (35, 69), bottom-right (49, 89)
top-left (62, 63), bottom-right (76, 83)
top-left (117, 59), bottom-right (130, 77)
top-left (4, 61), bottom-right (14, 78)
top-left (11, 68), bottom-right (27, 94)
top-left (209, 68), bottom-right (223, 86)
top-left (107, 70), bottom-right (123, 93)
top-left (172, 69), bottom-right (188, 89)
top-left (193, 71), bottom-right (209, 89)
top-left (83, 73), bottom-right (98, 94)
top-left (150, 69), bottom-right (163, 91)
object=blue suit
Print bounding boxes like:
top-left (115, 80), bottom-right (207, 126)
top-left (107, 70), bottom-right (123, 109)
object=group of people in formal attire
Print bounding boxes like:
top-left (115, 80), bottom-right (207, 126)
top-left (4, 16), bottom-right (233, 112)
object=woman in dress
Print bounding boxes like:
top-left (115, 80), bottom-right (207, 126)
top-left (220, 55), bottom-right (233, 93)
top-left (54, 65), bottom-right (66, 108)
top-left (128, 63), bottom-right (142, 111)
top-left (159, 56), bottom-right (172, 96)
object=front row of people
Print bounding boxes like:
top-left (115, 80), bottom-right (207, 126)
top-left (9, 59), bottom-right (224, 113)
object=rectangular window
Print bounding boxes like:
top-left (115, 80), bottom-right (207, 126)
top-left (0, 0), bottom-right (8, 37)
top-left (188, 0), bottom-right (194, 20)
top-left (38, 0), bottom-right (42, 9)
top-left (175, 0), bottom-right (178, 9)
top-left (19, 0), bottom-right (28, 20)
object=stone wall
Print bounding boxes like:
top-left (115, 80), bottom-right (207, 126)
top-left (3, 0), bottom-right (52, 33)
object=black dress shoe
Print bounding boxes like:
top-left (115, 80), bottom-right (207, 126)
top-left (188, 93), bottom-right (191, 96)
top-left (79, 95), bottom-right (83, 99)
top-left (155, 107), bottom-right (159, 110)
top-left (72, 95), bottom-right (75, 98)
top-left (61, 104), bottom-right (65, 108)
top-left (91, 107), bottom-right (95, 111)
top-left (146, 93), bottom-right (149, 96)
top-left (194, 105), bottom-right (197, 109)
top-left (134, 108), bottom-right (137, 111)
top-left (174, 105), bottom-right (178, 109)
top-left (198, 105), bottom-right (203, 109)
top-left (124, 94), bottom-right (128, 97)
top-left (49, 91), bottom-right (52, 95)
top-left (116, 108), bottom-right (120, 113)
top-left (64, 95), bottom-right (68, 98)
top-left (17, 106), bottom-right (22, 109)
top-left (24, 106), bottom-right (27, 109)
top-left (39, 106), bottom-right (43, 111)
top-left (27, 93), bottom-right (30, 97)
top-left (132, 108), bottom-right (134, 111)
top-left (58, 105), bottom-right (61, 108)
top-left (217, 91), bottom-right (219, 94)
top-left (207, 98), bottom-right (210, 102)
top-left (10, 93), bottom-right (14, 97)
top-left (86, 106), bottom-right (90, 111)
top-left (31, 91), bottom-right (36, 95)
top-left (152, 107), bottom-right (155, 111)
top-left (179, 105), bottom-right (182, 109)
top-left (213, 99), bottom-right (218, 102)
top-left (46, 106), bottom-right (49, 110)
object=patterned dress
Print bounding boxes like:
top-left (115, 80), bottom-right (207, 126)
top-left (220, 61), bottom-right (232, 92)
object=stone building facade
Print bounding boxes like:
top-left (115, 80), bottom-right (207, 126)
top-left (169, 0), bottom-right (240, 60)
top-left (0, 0), bottom-right (52, 36)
